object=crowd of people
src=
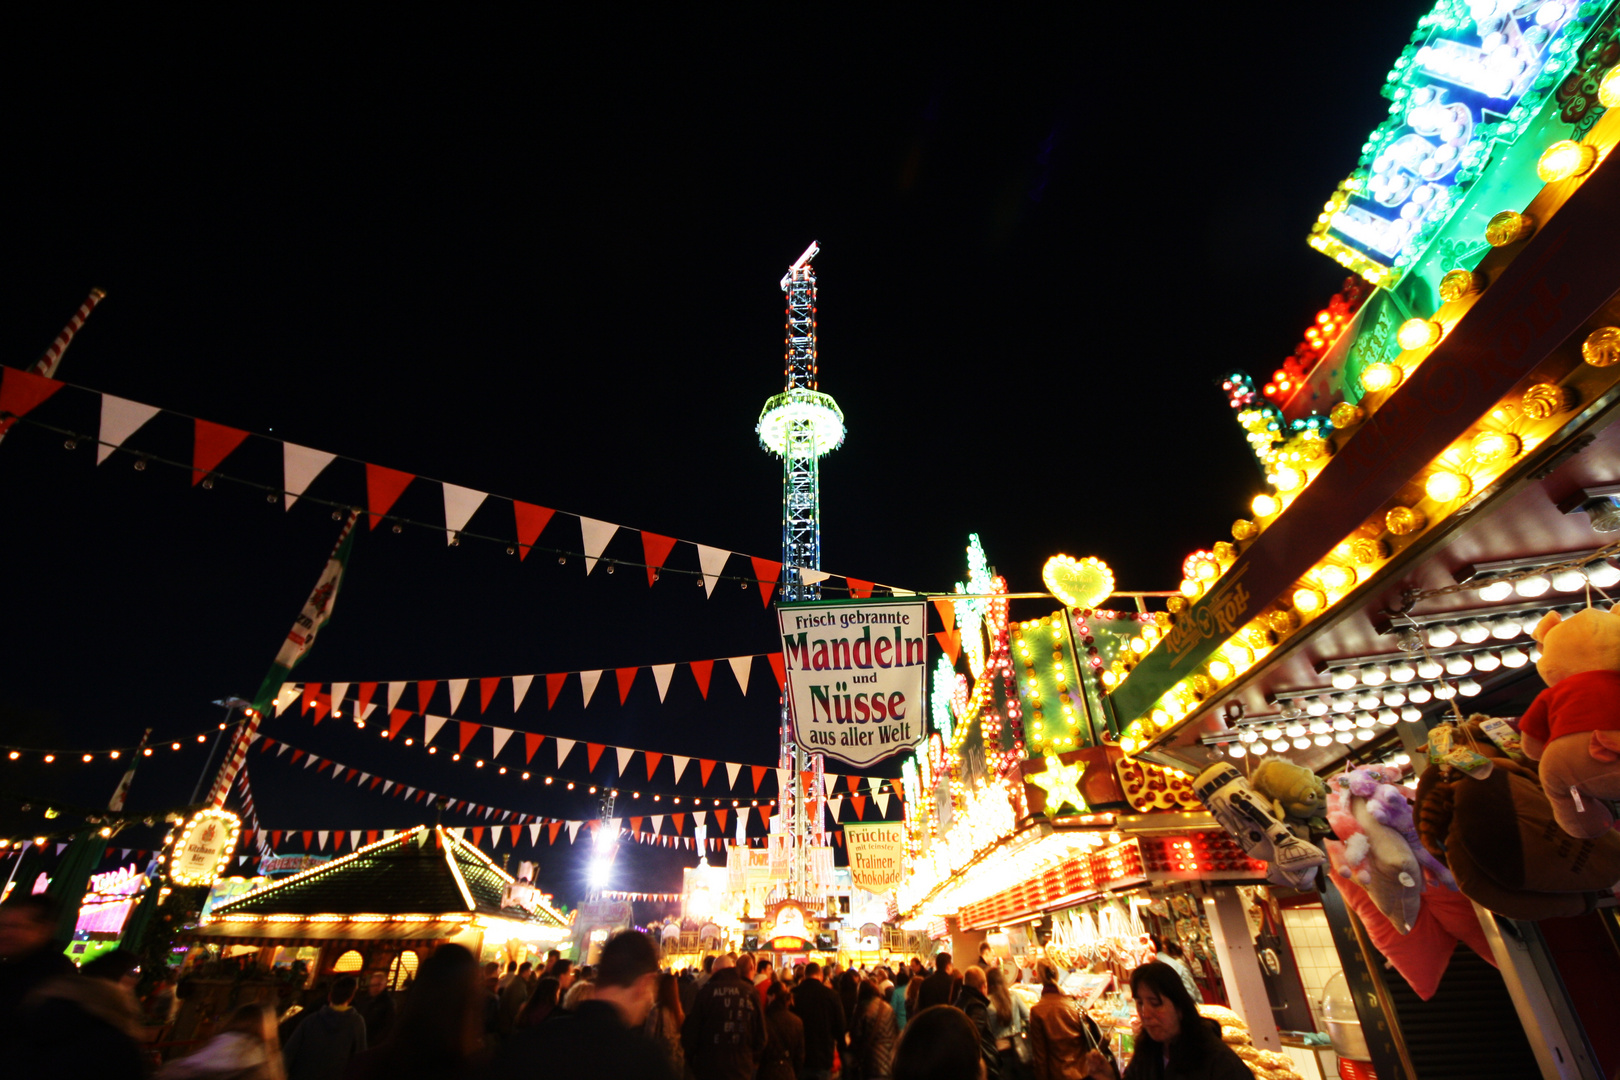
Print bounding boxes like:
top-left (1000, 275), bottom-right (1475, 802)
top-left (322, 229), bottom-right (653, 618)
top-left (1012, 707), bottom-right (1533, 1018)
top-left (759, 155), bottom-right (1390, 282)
top-left (1, 890), bottom-right (1252, 1079)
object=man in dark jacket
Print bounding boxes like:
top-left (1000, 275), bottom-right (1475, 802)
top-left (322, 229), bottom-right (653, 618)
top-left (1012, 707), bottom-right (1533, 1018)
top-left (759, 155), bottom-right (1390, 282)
top-left (353, 969), bottom-right (396, 1047)
top-left (493, 930), bottom-right (676, 1079)
top-left (916, 950), bottom-right (956, 1011)
top-left (683, 953), bottom-right (766, 1080)
top-left (282, 974), bottom-right (368, 1080)
top-left (956, 965), bottom-right (1003, 1079)
top-left (0, 894), bottom-right (74, 1044)
top-left (790, 961), bottom-right (846, 1080)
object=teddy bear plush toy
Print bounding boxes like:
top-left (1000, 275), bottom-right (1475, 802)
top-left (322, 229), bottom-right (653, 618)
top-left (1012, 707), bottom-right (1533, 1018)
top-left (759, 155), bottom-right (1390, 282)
top-left (1520, 607), bottom-right (1620, 838)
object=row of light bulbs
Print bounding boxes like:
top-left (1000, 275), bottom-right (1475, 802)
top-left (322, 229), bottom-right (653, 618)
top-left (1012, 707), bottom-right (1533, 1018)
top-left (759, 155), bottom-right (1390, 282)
top-left (1328, 641), bottom-right (1541, 689)
top-left (1469, 559), bottom-right (1620, 601)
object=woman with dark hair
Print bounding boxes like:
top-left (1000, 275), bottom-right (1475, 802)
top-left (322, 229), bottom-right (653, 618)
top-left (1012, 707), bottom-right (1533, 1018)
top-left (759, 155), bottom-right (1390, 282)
top-left (1028, 959), bottom-right (1113, 1080)
top-left (837, 968), bottom-right (860, 1027)
top-left (516, 976), bottom-right (559, 1026)
top-left (892, 1005), bottom-right (984, 1080)
top-left (641, 971), bottom-right (685, 1078)
top-left (759, 981), bottom-right (805, 1080)
top-left (847, 978), bottom-right (898, 1079)
top-left (347, 944), bottom-right (486, 1080)
top-left (1089, 962), bottom-right (1251, 1080)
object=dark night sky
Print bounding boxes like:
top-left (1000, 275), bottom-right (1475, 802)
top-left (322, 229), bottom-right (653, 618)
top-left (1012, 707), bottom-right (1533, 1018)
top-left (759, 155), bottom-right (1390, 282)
top-left (0, 10), bottom-right (1433, 903)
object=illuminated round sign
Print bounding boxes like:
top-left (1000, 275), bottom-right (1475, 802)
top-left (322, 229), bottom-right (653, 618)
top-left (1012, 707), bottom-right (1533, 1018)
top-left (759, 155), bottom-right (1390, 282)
top-left (170, 808), bottom-right (242, 887)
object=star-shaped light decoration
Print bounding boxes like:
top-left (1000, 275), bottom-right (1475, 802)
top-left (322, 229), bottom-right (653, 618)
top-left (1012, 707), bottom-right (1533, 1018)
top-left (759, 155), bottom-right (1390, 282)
top-left (1030, 754), bottom-right (1086, 817)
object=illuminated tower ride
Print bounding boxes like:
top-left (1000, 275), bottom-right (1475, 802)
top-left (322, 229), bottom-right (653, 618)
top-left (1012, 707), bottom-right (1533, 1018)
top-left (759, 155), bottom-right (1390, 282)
top-left (756, 241), bottom-right (845, 899)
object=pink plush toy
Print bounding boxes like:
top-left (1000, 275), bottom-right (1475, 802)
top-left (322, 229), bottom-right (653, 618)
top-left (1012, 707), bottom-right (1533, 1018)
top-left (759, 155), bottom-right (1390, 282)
top-left (1326, 767), bottom-right (1450, 934)
top-left (1520, 608), bottom-right (1620, 838)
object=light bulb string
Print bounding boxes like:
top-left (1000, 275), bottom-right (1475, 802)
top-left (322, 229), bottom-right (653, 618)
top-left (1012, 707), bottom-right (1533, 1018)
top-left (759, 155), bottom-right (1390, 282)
top-left (1398, 613), bottom-right (1491, 753)
top-left (1400, 539), bottom-right (1620, 606)
top-left (0, 716), bottom-right (252, 758)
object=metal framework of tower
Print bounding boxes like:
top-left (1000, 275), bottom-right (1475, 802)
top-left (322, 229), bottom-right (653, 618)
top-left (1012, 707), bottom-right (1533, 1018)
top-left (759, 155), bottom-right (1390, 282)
top-left (756, 241), bottom-right (845, 901)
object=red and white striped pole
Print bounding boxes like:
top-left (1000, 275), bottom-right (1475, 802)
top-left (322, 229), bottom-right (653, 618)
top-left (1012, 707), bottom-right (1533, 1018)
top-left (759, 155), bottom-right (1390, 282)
top-left (31, 287), bottom-right (108, 377)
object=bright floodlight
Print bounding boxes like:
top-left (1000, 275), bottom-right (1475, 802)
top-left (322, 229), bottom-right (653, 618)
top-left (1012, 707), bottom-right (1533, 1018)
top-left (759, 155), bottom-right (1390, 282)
top-left (757, 389), bottom-right (846, 457)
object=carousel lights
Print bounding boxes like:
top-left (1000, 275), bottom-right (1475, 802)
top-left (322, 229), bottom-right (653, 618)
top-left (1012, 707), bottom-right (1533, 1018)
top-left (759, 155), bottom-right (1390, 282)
top-left (1425, 469), bottom-right (1472, 503)
top-left (1536, 140), bottom-right (1597, 183)
top-left (1359, 362), bottom-right (1403, 393)
top-left (1396, 318), bottom-right (1442, 351)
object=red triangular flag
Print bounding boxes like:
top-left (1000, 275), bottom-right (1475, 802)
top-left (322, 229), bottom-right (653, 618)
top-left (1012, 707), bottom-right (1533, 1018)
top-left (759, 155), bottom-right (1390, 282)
top-left (260, 739), bottom-right (275, 753)
top-left (673, 814), bottom-right (685, 833)
top-left (700, 759), bottom-right (717, 786)
top-left (192, 418), bottom-right (249, 485)
top-left (845, 577), bottom-right (874, 599)
top-left (458, 721), bottom-right (480, 752)
top-left (356, 682), bottom-right (378, 715)
top-left (548, 822), bottom-right (562, 844)
top-left (850, 795), bottom-right (867, 819)
top-left (343, 768), bottom-right (357, 783)
top-left (641, 531), bottom-right (679, 587)
top-left (714, 809), bottom-right (729, 831)
top-left (290, 749), bottom-right (306, 764)
top-left (750, 766), bottom-right (767, 793)
top-left (644, 752), bottom-right (663, 780)
top-left (524, 733), bottom-right (544, 764)
top-left (510, 824), bottom-right (521, 847)
top-left (758, 804), bottom-right (771, 828)
top-left (471, 827), bottom-right (484, 847)
top-left (616, 667), bottom-right (638, 704)
top-left (513, 500), bottom-right (556, 560)
top-left (835, 831), bottom-right (844, 847)
top-left (689, 660), bottom-right (714, 699)
top-left (933, 598), bottom-right (956, 633)
top-left (935, 630), bottom-right (961, 664)
top-left (367, 830), bottom-right (379, 844)
top-left (546, 672), bottom-right (568, 709)
top-left (312, 691), bottom-right (332, 724)
top-left (369, 776), bottom-right (382, 790)
top-left (417, 680), bottom-right (438, 714)
top-left (302, 831), bottom-right (313, 850)
top-left (302, 683), bottom-right (321, 714)
top-left (0, 368), bottom-right (63, 435)
top-left (630, 817), bottom-right (643, 834)
top-left (388, 709), bottom-right (411, 740)
top-left (478, 677), bottom-right (500, 713)
top-left (366, 463), bottom-right (415, 529)
top-left (768, 653), bottom-right (786, 691)
top-left (750, 556), bottom-right (781, 607)
top-left (586, 743), bottom-right (606, 771)
top-left (272, 831), bottom-right (283, 847)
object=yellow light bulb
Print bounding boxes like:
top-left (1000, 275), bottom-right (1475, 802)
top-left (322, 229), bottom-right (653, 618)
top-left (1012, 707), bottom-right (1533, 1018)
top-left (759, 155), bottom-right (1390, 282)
top-left (1425, 470), bottom-right (1472, 502)
top-left (1319, 565), bottom-right (1353, 590)
top-left (1397, 318), bottom-right (1442, 350)
top-left (1130, 637), bottom-right (1147, 655)
top-left (1179, 579), bottom-right (1201, 598)
top-left (1292, 587), bottom-right (1325, 613)
top-left (1470, 431), bottom-right (1520, 464)
top-left (1273, 467), bottom-right (1302, 491)
top-left (1360, 362), bottom-right (1402, 393)
top-left (1537, 140), bottom-right (1596, 183)
top-left (1251, 494), bottom-right (1279, 517)
top-left (1385, 506), bottom-right (1426, 536)
top-left (1602, 64), bottom-right (1620, 108)
top-left (1207, 659), bottom-right (1232, 681)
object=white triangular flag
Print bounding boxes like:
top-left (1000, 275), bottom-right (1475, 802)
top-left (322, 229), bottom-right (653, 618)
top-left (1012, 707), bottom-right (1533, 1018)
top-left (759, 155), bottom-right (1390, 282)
top-left (382, 780), bottom-right (395, 794)
top-left (490, 826), bottom-right (502, 848)
top-left (512, 675), bottom-right (534, 712)
top-left (875, 791), bottom-right (891, 816)
top-left (281, 443), bottom-right (337, 511)
top-left (361, 702), bottom-right (378, 722)
top-left (528, 823), bottom-right (542, 846)
top-left (651, 664), bottom-right (676, 701)
top-left (651, 815), bottom-right (664, 834)
top-left (329, 683), bottom-right (350, 715)
top-left (671, 756), bottom-right (691, 784)
top-left (799, 568), bottom-right (832, 585)
top-left (277, 742), bottom-right (291, 756)
top-left (423, 715), bottom-right (448, 746)
top-left (358, 773), bottom-right (370, 785)
top-left (446, 679), bottom-right (469, 714)
top-left (304, 754), bottom-right (319, 769)
top-left (829, 796), bottom-right (844, 819)
top-left (566, 821), bottom-right (583, 843)
top-left (725, 761), bottom-right (742, 788)
top-left (579, 670), bottom-right (603, 707)
top-left (401, 787), bottom-right (414, 799)
top-left (695, 544), bottom-right (731, 597)
top-left (728, 656), bottom-right (753, 695)
top-left (694, 811), bottom-right (707, 827)
top-left (448, 827), bottom-right (465, 842)
top-left (554, 738), bottom-right (576, 768)
top-left (97, 395), bottom-right (161, 466)
top-left (442, 483), bottom-right (488, 544)
top-left (490, 727), bottom-right (514, 758)
top-left (318, 831), bottom-right (329, 850)
top-left (890, 588), bottom-right (917, 596)
top-left (615, 746), bottom-right (635, 777)
top-left (578, 517), bottom-right (619, 575)
top-left (273, 683), bottom-right (301, 716)
top-left (776, 768), bottom-right (790, 795)
top-left (823, 774), bottom-right (837, 799)
top-left (386, 682), bottom-right (406, 711)
top-left (350, 830), bottom-right (361, 850)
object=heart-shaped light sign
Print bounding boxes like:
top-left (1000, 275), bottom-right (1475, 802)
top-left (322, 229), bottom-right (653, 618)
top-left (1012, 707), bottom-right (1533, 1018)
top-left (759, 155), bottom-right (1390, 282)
top-left (1043, 554), bottom-right (1114, 610)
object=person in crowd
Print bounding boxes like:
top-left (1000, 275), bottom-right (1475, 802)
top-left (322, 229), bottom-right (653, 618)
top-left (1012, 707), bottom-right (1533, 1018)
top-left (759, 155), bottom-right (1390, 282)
top-left (492, 930), bottom-right (675, 1078)
top-left (642, 971), bottom-right (686, 1078)
top-left (0, 893), bottom-right (74, 1042)
top-left (682, 950), bottom-right (765, 1080)
top-left (354, 969), bottom-right (396, 1047)
top-left (541, 949), bottom-right (561, 976)
top-left (754, 956), bottom-right (774, 1011)
top-left (496, 960), bottom-right (519, 992)
top-left (281, 973), bottom-right (367, 1080)
top-left (516, 976), bottom-right (559, 1026)
top-left (1028, 959), bottom-right (1113, 1080)
top-left (893, 1004), bottom-right (986, 1080)
top-left (17, 946), bottom-right (148, 1079)
top-left (347, 943), bottom-right (485, 1080)
top-left (916, 951), bottom-right (955, 1011)
top-left (836, 968), bottom-right (860, 1031)
top-left (890, 967), bottom-right (911, 1032)
top-left (956, 966), bottom-right (1001, 1079)
top-left (903, 963), bottom-right (923, 1029)
top-left (985, 964), bottom-right (1031, 1080)
top-left (158, 1001), bottom-right (284, 1080)
top-left (792, 960), bottom-right (846, 1080)
top-left (497, 961), bottom-right (531, 1034)
top-left (1082, 962), bottom-right (1252, 1080)
top-left (561, 978), bottom-right (596, 1011)
top-left (1150, 938), bottom-right (1202, 1005)
top-left (479, 963), bottom-right (502, 1049)
top-left (758, 982), bottom-right (804, 1080)
top-left (848, 977), bottom-right (899, 1080)
top-left (679, 966), bottom-right (698, 1015)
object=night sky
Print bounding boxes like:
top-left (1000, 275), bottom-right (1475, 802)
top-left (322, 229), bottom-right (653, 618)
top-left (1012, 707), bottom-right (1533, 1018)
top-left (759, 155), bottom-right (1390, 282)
top-left (0, 10), bottom-right (1433, 903)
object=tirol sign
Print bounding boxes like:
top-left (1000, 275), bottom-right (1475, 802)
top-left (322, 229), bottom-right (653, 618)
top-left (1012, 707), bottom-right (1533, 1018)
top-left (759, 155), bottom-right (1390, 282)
top-left (779, 597), bottom-right (927, 769)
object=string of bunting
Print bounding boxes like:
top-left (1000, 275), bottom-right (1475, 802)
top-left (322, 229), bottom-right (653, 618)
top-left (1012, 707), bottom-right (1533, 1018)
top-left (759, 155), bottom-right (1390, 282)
top-left (0, 368), bottom-right (916, 599)
top-left (600, 890), bottom-right (682, 903)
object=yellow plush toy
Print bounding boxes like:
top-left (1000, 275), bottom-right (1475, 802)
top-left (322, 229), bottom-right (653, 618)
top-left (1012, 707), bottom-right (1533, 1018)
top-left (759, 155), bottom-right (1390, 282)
top-left (1520, 608), bottom-right (1620, 837)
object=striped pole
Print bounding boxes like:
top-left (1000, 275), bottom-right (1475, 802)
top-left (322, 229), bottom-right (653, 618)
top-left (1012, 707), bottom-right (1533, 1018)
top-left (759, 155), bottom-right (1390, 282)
top-left (31, 287), bottom-right (107, 377)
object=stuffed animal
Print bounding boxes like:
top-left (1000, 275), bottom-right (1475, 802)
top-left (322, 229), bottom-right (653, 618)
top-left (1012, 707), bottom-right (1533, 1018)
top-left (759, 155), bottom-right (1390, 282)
top-left (1326, 768), bottom-right (1424, 933)
top-left (1344, 765), bottom-right (1455, 890)
top-left (1194, 763), bottom-right (1326, 889)
top-left (1519, 607), bottom-right (1620, 838)
top-left (1249, 757), bottom-right (1330, 835)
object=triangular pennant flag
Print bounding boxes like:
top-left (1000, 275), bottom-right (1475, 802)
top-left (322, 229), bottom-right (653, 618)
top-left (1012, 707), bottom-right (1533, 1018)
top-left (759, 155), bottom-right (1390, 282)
top-left (586, 743), bottom-right (607, 771)
top-left (699, 760), bottom-right (717, 786)
top-left (524, 732), bottom-right (544, 764)
top-left (302, 831), bottom-right (313, 850)
top-left (768, 653), bottom-right (786, 691)
top-left (447, 827), bottom-right (465, 842)
top-left (651, 815), bottom-right (664, 834)
top-left (457, 722), bottom-right (480, 752)
top-left (510, 824), bottom-right (521, 847)
top-left (357, 772), bottom-right (371, 785)
top-left (725, 761), bottom-right (742, 788)
top-left (417, 680), bottom-right (438, 714)
top-left (935, 630), bottom-right (961, 664)
top-left (282, 442), bottom-right (337, 511)
top-left (800, 568), bottom-right (832, 586)
top-left (875, 791), bottom-right (891, 816)
top-left (490, 727), bottom-right (514, 758)
top-left (350, 830), bottom-right (361, 851)
top-left (823, 774), bottom-right (837, 799)
top-left (442, 483), bottom-right (487, 544)
top-left (645, 752), bottom-right (663, 781)
top-left (933, 598), bottom-right (956, 633)
top-left (835, 832), bottom-right (843, 848)
top-left (758, 805), bottom-right (770, 828)
top-left (695, 544), bottom-right (731, 598)
top-left (471, 827), bottom-right (485, 847)
top-left (616, 667), bottom-right (638, 704)
top-left (566, 821), bottom-right (582, 843)
top-left (845, 577), bottom-right (875, 599)
top-left (303, 753), bottom-right (319, 768)
top-left (479, 677), bottom-right (501, 713)
top-left (554, 738), bottom-right (575, 768)
top-left (329, 683), bottom-right (350, 715)
top-left (301, 682), bottom-right (321, 714)
top-left (776, 768), bottom-right (790, 796)
top-left (386, 682), bottom-right (406, 712)
top-left (273, 683), bottom-right (301, 716)
top-left (641, 531), bottom-right (679, 587)
top-left (511, 674), bottom-right (534, 712)
top-left (356, 682), bottom-right (378, 716)
top-left (673, 814), bottom-right (685, 834)
top-left (365, 463), bottom-right (415, 529)
top-left (580, 670), bottom-right (603, 707)
top-left (490, 825), bottom-right (502, 848)
top-left (0, 368), bottom-right (62, 436)
top-left (694, 811), bottom-right (707, 827)
top-left (388, 709), bottom-right (411, 740)
top-left (750, 557), bottom-right (781, 607)
top-left (850, 795), bottom-right (867, 820)
top-left (529, 822), bottom-right (542, 846)
top-left (671, 756), bottom-right (690, 783)
top-left (423, 715), bottom-right (448, 746)
top-left (96, 395), bottom-right (161, 465)
top-left (545, 672), bottom-right (568, 709)
top-left (615, 746), bottom-right (635, 777)
top-left (630, 817), bottom-right (643, 835)
top-left (512, 500), bottom-right (556, 561)
top-left (728, 656), bottom-right (753, 696)
top-left (714, 809), bottom-right (728, 831)
top-left (750, 766), bottom-right (767, 793)
top-left (383, 781), bottom-right (395, 794)
top-left (578, 516), bottom-right (619, 575)
top-left (689, 660), bottom-right (714, 699)
top-left (446, 679), bottom-right (469, 715)
top-left (192, 419), bottom-right (250, 486)
top-left (548, 822), bottom-right (562, 844)
top-left (318, 830), bottom-right (330, 850)
top-left (651, 664), bottom-right (675, 702)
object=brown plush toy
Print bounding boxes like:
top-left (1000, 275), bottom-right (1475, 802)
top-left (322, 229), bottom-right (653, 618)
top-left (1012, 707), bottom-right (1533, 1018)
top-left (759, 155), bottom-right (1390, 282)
top-left (1520, 608), bottom-right (1620, 838)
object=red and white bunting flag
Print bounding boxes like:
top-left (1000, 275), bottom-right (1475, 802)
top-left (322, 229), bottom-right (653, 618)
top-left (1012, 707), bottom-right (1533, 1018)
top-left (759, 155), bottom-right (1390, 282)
top-left (641, 531), bottom-right (678, 586)
top-left (382, 781), bottom-right (395, 794)
top-left (729, 656), bottom-right (752, 696)
top-left (350, 830), bottom-right (361, 850)
top-left (651, 664), bottom-right (675, 702)
top-left (875, 792), bottom-right (891, 816)
top-left (365, 463), bottom-right (414, 529)
top-left (566, 821), bottom-right (582, 843)
top-left (579, 670), bottom-right (603, 707)
top-left (490, 825), bottom-right (502, 848)
top-left (282, 443), bottom-right (337, 510)
top-left (386, 682), bottom-right (406, 711)
top-left (524, 733), bottom-right (544, 764)
top-left (417, 681), bottom-right (438, 713)
top-left (799, 568), bottom-right (832, 586)
top-left (828, 796), bottom-right (843, 820)
top-left (693, 811), bottom-right (707, 827)
top-left (578, 517), bottom-right (618, 575)
top-left (822, 774), bottom-right (837, 799)
top-left (490, 727), bottom-right (514, 758)
top-left (776, 768), bottom-right (790, 795)
top-left (690, 660), bottom-right (714, 699)
top-left (554, 738), bottom-right (575, 768)
top-left (318, 830), bottom-right (329, 850)
top-left (725, 762), bottom-right (742, 788)
top-left (750, 557), bottom-right (781, 607)
top-left (446, 679), bottom-right (469, 714)
top-left (650, 815), bottom-right (664, 834)
top-left (645, 752), bottom-right (662, 781)
top-left (511, 674), bottom-right (534, 712)
top-left (273, 684), bottom-right (300, 716)
top-left (615, 746), bottom-right (634, 777)
top-left (478, 677), bottom-right (499, 713)
top-left (192, 418), bottom-right (249, 485)
top-left (329, 683), bottom-right (350, 713)
top-left (512, 501), bottom-right (555, 560)
top-left (423, 716), bottom-right (448, 746)
top-left (616, 667), bottom-right (638, 704)
top-left (695, 544), bottom-right (730, 598)
top-left (528, 822), bottom-right (542, 846)
top-left (97, 395), bottom-right (161, 465)
top-left (442, 483), bottom-right (487, 544)
top-left (671, 756), bottom-right (691, 784)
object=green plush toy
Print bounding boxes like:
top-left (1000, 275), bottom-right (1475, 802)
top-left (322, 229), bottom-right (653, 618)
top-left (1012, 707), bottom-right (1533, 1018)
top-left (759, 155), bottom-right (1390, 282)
top-left (1250, 757), bottom-right (1331, 835)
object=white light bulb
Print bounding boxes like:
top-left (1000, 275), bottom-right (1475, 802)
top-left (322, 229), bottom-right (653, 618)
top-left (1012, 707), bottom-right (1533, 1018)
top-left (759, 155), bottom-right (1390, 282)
top-left (1401, 706), bottom-right (1423, 722)
top-left (1459, 620), bottom-right (1490, 644)
top-left (1552, 567), bottom-right (1587, 592)
top-left (1408, 685), bottom-right (1433, 703)
top-left (1332, 717), bottom-right (1353, 732)
top-left (1435, 683), bottom-right (1458, 699)
top-left (1270, 739), bottom-right (1291, 752)
top-left (1491, 618), bottom-right (1520, 640)
top-left (1293, 736), bottom-right (1312, 750)
top-left (1363, 664), bottom-right (1389, 686)
top-left (1332, 666), bottom-right (1361, 690)
top-left (1335, 731), bottom-right (1354, 743)
top-left (1515, 574), bottom-right (1551, 598)
top-left (1390, 661), bottom-right (1417, 683)
top-left (1417, 658), bottom-right (1444, 679)
top-left (1500, 646), bottom-right (1529, 668)
top-left (1586, 560), bottom-right (1620, 589)
top-left (1427, 625), bottom-right (1459, 648)
top-left (1260, 727), bottom-right (1283, 741)
top-left (1445, 655), bottom-right (1473, 675)
top-left (1459, 679), bottom-right (1482, 697)
top-left (1394, 752), bottom-right (1411, 765)
top-left (1477, 579), bottom-right (1514, 602)
top-left (1239, 728), bottom-right (1260, 743)
top-left (1382, 689), bottom-right (1406, 706)
top-left (1331, 695), bottom-right (1356, 714)
top-left (1306, 697), bottom-right (1331, 717)
top-left (1357, 691), bottom-right (1382, 710)
top-left (1309, 720), bottom-right (1331, 735)
top-left (1377, 709), bottom-right (1399, 726)
top-left (1530, 646), bottom-right (1542, 663)
top-left (1473, 651), bottom-right (1501, 672)
top-left (1314, 734), bottom-right (1333, 746)
top-left (1228, 743), bottom-right (1247, 758)
top-left (1355, 712), bottom-right (1376, 730)
top-left (1520, 613), bottom-right (1545, 636)
top-left (1285, 723), bottom-right (1306, 738)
